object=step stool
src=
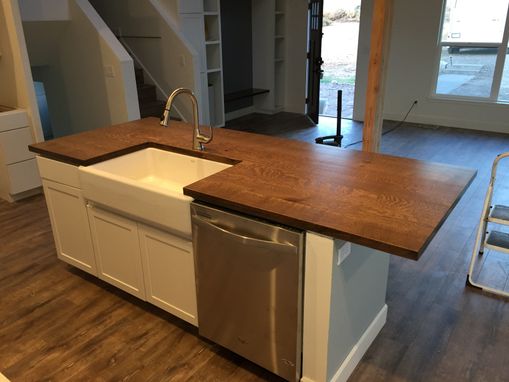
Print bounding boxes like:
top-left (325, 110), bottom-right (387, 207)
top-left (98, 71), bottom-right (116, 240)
top-left (467, 152), bottom-right (509, 297)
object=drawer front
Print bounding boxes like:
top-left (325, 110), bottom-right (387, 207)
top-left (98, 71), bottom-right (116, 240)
top-left (0, 127), bottom-right (34, 164)
top-left (0, 109), bottom-right (29, 132)
top-left (7, 158), bottom-right (41, 194)
top-left (36, 156), bottom-right (81, 188)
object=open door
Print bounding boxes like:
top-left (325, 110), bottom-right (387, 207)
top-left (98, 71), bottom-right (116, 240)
top-left (307, 0), bottom-right (324, 124)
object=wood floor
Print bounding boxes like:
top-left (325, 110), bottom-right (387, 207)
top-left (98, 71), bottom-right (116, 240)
top-left (2, 113), bottom-right (509, 381)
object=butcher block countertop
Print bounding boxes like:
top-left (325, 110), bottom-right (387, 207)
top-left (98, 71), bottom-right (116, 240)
top-left (29, 117), bottom-right (476, 260)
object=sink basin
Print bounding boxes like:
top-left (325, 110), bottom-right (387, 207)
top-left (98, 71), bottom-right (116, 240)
top-left (79, 148), bottom-right (232, 237)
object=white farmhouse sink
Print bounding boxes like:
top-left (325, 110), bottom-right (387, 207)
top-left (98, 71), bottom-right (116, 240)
top-left (79, 148), bottom-right (232, 238)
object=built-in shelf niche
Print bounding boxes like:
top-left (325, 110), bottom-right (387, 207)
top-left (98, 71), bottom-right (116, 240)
top-left (204, 0), bottom-right (219, 12)
top-left (208, 71), bottom-right (223, 126)
top-left (275, 60), bottom-right (285, 108)
top-left (275, 0), bottom-right (285, 12)
top-left (204, 14), bottom-right (220, 41)
top-left (275, 38), bottom-right (285, 61)
top-left (275, 14), bottom-right (285, 36)
top-left (206, 43), bottom-right (221, 70)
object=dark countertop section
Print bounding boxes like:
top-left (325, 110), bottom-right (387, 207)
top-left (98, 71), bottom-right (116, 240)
top-left (29, 117), bottom-right (476, 260)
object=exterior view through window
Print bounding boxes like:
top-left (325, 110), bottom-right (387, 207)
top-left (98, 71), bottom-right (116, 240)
top-left (435, 0), bottom-right (509, 101)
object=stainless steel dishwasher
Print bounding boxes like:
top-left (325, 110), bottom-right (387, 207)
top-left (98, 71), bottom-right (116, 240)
top-left (190, 202), bottom-right (304, 382)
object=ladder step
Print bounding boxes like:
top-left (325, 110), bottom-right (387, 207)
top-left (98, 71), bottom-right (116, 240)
top-left (489, 205), bottom-right (509, 225)
top-left (485, 230), bottom-right (509, 254)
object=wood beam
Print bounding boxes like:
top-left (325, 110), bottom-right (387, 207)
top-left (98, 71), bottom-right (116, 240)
top-left (363, 0), bottom-right (393, 153)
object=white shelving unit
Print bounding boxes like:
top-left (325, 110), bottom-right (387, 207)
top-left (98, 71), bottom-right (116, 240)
top-left (274, 0), bottom-right (286, 110)
top-left (252, 0), bottom-right (286, 114)
top-left (179, 0), bottom-right (225, 127)
top-left (203, 0), bottom-right (225, 126)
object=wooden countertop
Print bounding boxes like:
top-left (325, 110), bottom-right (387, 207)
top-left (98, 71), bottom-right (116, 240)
top-left (29, 117), bottom-right (476, 260)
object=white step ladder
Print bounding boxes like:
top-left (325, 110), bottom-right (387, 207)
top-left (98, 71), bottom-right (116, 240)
top-left (467, 152), bottom-right (509, 297)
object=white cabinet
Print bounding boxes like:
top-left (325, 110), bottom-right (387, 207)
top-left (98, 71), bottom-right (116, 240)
top-left (42, 180), bottom-right (97, 275)
top-left (179, 0), bottom-right (225, 127)
top-left (37, 156), bottom-right (198, 326)
top-left (86, 205), bottom-right (198, 325)
top-left (139, 224), bottom-right (198, 325)
top-left (87, 205), bottom-right (146, 300)
top-left (0, 109), bottom-right (40, 202)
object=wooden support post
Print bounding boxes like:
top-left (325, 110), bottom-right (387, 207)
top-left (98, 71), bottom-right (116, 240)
top-left (363, 0), bottom-right (393, 153)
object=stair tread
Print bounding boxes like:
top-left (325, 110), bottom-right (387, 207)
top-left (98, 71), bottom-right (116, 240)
top-left (490, 205), bottom-right (509, 223)
top-left (485, 230), bottom-right (509, 253)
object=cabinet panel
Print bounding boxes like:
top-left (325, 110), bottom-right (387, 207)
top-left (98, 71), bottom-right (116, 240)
top-left (88, 206), bottom-right (145, 299)
top-left (7, 158), bottom-right (41, 194)
top-left (139, 224), bottom-right (198, 325)
top-left (42, 180), bottom-right (97, 275)
top-left (36, 156), bottom-right (81, 188)
top-left (0, 127), bottom-right (34, 165)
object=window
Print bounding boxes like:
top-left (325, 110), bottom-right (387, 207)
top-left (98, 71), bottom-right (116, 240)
top-left (434, 0), bottom-right (509, 101)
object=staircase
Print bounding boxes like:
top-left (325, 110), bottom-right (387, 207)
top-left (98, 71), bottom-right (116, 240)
top-left (135, 67), bottom-right (166, 119)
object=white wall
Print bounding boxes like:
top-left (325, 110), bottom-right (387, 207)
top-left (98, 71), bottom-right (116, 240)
top-left (0, 1), bottom-right (18, 108)
top-left (284, 0), bottom-right (309, 114)
top-left (18, 0), bottom-right (70, 21)
top-left (89, 0), bottom-right (199, 122)
top-left (352, 0), bottom-right (373, 121)
top-left (354, 0), bottom-right (509, 133)
top-left (21, 0), bottom-right (139, 136)
top-left (0, 0), bottom-right (43, 142)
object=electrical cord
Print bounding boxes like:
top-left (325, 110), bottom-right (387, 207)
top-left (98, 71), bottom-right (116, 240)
top-left (343, 100), bottom-right (418, 148)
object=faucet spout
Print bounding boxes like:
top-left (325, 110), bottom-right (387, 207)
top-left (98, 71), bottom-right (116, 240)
top-left (160, 88), bottom-right (213, 151)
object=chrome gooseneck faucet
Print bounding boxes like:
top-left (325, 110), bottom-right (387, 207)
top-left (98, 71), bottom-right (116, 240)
top-left (160, 88), bottom-right (213, 151)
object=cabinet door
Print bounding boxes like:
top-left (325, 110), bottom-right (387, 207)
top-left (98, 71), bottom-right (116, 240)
top-left (87, 206), bottom-right (145, 299)
top-left (139, 224), bottom-right (198, 325)
top-left (42, 180), bottom-right (97, 275)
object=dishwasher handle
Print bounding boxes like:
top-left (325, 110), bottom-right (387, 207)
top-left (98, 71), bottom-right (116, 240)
top-left (192, 214), bottom-right (297, 250)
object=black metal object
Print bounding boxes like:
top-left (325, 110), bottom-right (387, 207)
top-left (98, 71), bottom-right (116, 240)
top-left (315, 90), bottom-right (344, 147)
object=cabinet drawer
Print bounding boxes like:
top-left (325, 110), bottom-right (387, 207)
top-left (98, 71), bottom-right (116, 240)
top-left (36, 156), bottom-right (81, 188)
top-left (0, 127), bottom-right (34, 164)
top-left (0, 109), bottom-right (29, 132)
top-left (7, 158), bottom-right (41, 194)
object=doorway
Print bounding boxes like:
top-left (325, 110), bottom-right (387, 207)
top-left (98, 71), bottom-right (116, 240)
top-left (319, 0), bottom-right (361, 120)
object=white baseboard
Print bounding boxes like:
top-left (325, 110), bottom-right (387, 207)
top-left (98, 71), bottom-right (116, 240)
top-left (225, 106), bottom-right (255, 121)
top-left (301, 304), bottom-right (387, 382)
top-left (383, 112), bottom-right (509, 134)
top-left (329, 304), bottom-right (387, 382)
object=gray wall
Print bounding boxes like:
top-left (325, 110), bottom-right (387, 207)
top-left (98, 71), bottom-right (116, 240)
top-left (355, 0), bottom-right (509, 133)
top-left (221, 0), bottom-right (253, 112)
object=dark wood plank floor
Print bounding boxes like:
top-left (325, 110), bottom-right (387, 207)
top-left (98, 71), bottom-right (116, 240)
top-left (1, 112), bottom-right (509, 381)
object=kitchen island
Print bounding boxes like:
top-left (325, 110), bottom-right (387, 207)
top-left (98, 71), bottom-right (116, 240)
top-left (29, 117), bottom-right (475, 382)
